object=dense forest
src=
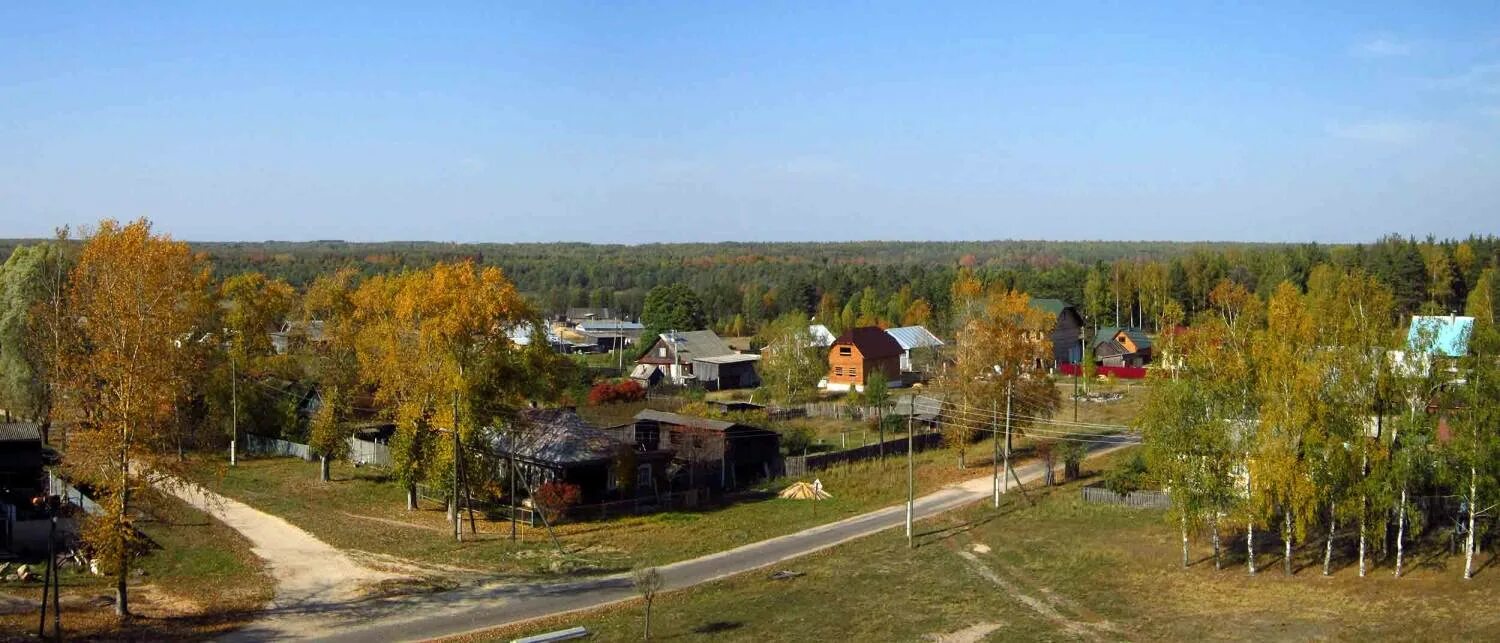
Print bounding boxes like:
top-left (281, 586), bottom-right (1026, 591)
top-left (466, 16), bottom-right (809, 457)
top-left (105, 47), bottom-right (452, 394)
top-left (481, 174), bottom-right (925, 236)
top-left (2, 235), bottom-right (1496, 336)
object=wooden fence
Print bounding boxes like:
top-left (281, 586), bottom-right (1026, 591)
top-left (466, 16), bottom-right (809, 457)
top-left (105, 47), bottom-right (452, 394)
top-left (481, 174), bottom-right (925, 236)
top-left (783, 431), bottom-right (943, 478)
top-left (244, 433), bottom-right (314, 460)
top-left (1080, 486), bottom-right (1171, 509)
top-left (348, 437), bottom-right (392, 468)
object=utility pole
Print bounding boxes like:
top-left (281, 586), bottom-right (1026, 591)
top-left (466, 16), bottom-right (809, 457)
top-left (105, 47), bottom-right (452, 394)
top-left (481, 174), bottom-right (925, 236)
top-left (452, 389), bottom-right (462, 542)
top-left (1073, 331), bottom-right (1084, 422)
top-left (991, 399), bottom-right (1000, 508)
top-left (230, 353), bottom-right (238, 466)
top-left (905, 394), bottom-right (915, 548)
top-left (1002, 381), bottom-right (1012, 494)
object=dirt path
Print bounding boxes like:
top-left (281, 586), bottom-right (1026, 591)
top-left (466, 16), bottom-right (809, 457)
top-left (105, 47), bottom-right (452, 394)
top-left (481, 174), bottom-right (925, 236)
top-left (164, 479), bottom-right (398, 609)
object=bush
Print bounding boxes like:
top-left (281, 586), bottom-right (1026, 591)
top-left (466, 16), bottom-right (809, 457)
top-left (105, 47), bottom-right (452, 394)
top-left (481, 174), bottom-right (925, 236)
top-left (1102, 452), bottom-right (1149, 495)
top-left (588, 379), bottom-right (647, 405)
top-left (532, 481), bottom-right (583, 523)
top-left (781, 426), bottom-right (815, 455)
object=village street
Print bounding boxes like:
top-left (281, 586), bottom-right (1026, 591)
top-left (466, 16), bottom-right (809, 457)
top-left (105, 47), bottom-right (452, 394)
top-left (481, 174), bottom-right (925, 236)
top-left (199, 437), bottom-right (1137, 642)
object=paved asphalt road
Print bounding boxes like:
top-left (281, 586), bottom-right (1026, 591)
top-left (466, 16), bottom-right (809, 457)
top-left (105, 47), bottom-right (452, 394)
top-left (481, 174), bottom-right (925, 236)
top-left (237, 436), bottom-right (1137, 642)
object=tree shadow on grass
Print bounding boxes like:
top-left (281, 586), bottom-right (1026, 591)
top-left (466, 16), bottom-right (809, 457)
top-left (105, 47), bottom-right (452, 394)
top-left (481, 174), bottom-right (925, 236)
top-left (693, 620), bottom-right (744, 634)
top-left (913, 513), bottom-right (1002, 548)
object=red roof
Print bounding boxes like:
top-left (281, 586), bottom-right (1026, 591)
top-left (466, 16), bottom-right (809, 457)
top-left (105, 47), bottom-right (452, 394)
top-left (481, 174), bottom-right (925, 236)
top-left (834, 326), bottom-right (903, 359)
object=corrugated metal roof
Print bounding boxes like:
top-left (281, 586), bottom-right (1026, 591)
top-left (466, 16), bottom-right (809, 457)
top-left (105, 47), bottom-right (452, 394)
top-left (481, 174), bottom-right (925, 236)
top-left (1029, 298), bottom-right (1072, 315)
top-left (0, 423), bottom-right (41, 442)
top-left (489, 409), bottom-right (622, 465)
top-left (694, 353), bottom-right (761, 365)
top-left (660, 330), bottom-right (735, 361)
top-left (1408, 315), bottom-right (1474, 357)
top-left (634, 409), bottom-right (737, 432)
top-left (808, 324), bottom-right (837, 347)
top-left (885, 326), bottom-right (945, 350)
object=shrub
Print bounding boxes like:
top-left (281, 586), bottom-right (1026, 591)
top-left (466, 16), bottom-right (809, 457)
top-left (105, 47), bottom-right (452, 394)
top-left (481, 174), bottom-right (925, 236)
top-left (532, 481), bottom-right (582, 523)
top-left (1102, 452), bottom-right (1149, 495)
top-left (781, 425), bottom-right (815, 455)
top-left (588, 379), bottom-right (647, 405)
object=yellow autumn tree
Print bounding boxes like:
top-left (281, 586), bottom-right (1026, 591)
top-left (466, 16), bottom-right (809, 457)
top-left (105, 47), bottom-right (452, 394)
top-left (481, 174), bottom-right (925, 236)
top-left (62, 218), bottom-right (207, 618)
top-left (352, 261), bottom-right (534, 539)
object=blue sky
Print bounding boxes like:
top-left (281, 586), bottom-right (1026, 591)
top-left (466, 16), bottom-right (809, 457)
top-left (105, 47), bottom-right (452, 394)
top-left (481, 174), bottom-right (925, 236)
top-left (2, 2), bottom-right (1499, 243)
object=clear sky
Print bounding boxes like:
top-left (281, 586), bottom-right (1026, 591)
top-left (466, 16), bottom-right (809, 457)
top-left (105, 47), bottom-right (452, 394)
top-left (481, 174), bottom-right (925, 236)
top-left (3, 2), bottom-right (1499, 243)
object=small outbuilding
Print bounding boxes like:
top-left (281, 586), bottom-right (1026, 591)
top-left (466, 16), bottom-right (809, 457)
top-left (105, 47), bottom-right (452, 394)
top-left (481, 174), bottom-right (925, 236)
top-left (631, 409), bottom-right (781, 490)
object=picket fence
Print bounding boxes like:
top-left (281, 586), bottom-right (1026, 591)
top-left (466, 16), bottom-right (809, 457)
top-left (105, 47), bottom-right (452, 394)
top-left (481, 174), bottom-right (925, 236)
top-left (1080, 486), bottom-right (1171, 509)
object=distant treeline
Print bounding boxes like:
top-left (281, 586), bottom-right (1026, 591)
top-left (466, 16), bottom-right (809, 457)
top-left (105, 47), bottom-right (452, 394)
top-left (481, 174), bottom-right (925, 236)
top-left (2, 236), bottom-right (1494, 334)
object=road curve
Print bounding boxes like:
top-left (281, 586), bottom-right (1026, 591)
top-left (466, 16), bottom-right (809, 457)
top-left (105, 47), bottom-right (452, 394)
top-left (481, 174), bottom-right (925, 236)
top-left (271, 437), bottom-right (1140, 642)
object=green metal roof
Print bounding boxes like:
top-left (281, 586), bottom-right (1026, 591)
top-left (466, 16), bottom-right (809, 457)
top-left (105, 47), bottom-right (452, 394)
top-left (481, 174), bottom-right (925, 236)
top-left (1029, 298), bottom-right (1071, 315)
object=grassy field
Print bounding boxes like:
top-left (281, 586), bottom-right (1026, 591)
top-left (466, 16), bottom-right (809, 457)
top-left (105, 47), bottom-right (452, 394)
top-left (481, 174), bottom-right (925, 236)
top-left (474, 449), bottom-right (1500, 642)
top-left (0, 490), bottom-right (272, 640)
top-left (183, 439), bottom-right (1013, 581)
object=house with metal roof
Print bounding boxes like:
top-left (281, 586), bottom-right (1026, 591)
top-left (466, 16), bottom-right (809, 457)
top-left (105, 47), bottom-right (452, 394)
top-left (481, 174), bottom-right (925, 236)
top-left (1029, 298), bottom-right (1086, 366)
top-left (825, 326), bottom-right (904, 392)
top-left (1091, 326), bottom-right (1154, 367)
top-left (633, 330), bottom-right (760, 389)
top-left (808, 324), bottom-right (837, 348)
top-left (885, 325), bottom-right (945, 372)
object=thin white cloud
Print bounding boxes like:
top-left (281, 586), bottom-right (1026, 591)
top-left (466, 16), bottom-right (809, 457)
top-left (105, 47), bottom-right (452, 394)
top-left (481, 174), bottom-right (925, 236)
top-left (1350, 36), bottom-right (1413, 59)
top-left (1436, 62), bottom-right (1500, 94)
top-left (1327, 118), bottom-right (1432, 144)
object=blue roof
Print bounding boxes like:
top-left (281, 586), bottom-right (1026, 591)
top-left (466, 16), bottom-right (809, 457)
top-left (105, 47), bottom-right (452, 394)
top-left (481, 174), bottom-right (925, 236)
top-left (1407, 316), bottom-right (1474, 358)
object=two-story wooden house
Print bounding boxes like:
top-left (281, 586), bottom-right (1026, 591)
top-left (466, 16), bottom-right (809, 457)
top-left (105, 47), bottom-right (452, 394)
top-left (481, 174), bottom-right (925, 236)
top-left (825, 326), bottom-right (903, 392)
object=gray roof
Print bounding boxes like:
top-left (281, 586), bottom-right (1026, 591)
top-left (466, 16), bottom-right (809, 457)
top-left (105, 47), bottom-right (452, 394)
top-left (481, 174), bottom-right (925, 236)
top-left (0, 423), bottom-right (41, 443)
top-left (635, 409), bottom-right (737, 432)
top-left (885, 326), bottom-right (945, 350)
top-left (661, 330), bottom-right (735, 361)
top-left (577, 320), bottom-right (644, 333)
top-left (489, 409), bottom-right (624, 465)
top-left (566, 307), bottom-right (612, 321)
top-left (890, 394), bottom-right (945, 417)
top-left (694, 353), bottom-right (761, 365)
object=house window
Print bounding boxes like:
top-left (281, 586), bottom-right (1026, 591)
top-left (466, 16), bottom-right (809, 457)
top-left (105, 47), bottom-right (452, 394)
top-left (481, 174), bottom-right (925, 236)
top-left (838, 346), bottom-right (852, 356)
top-left (658, 346), bottom-right (667, 358)
top-left (849, 367), bottom-right (858, 379)
top-left (834, 366), bottom-right (844, 375)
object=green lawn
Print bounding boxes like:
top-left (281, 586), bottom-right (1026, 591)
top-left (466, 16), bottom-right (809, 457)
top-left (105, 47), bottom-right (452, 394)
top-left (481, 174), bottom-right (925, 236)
top-left (0, 489), bottom-right (273, 640)
top-left (474, 449), bottom-right (1500, 642)
top-left (184, 441), bottom-right (1008, 580)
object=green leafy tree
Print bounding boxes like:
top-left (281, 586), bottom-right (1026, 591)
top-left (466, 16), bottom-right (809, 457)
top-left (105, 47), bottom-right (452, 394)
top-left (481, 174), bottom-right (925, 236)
top-left (759, 312), bottom-right (824, 405)
top-left (0, 236), bottom-right (71, 441)
top-left (640, 283), bottom-right (707, 352)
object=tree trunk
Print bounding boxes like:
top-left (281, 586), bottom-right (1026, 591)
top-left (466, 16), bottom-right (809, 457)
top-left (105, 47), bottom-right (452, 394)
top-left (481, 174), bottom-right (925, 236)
top-left (1247, 520), bottom-right (1256, 576)
top-left (1465, 466), bottom-right (1477, 580)
top-left (1181, 513), bottom-right (1190, 569)
top-left (1394, 487), bottom-right (1407, 578)
top-left (1211, 515), bottom-right (1221, 570)
top-left (406, 484), bottom-right (418, 511)
top-left (1283, 512), bottom-right (1294, 576)
top-left (1358, 503), bottom-right (1367, 578)
top-left (320, 455), bottom-right (331, 482)
top-left (1323, 505), bottom-right (1335, 577)
top-left (116, 449), bottom-right (131, 617)
top-left (644, 599), bottom-right (653, 641)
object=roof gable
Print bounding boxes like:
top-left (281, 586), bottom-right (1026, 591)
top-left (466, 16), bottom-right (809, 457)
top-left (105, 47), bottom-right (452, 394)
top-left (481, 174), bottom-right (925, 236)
top-left (834, 326), bottom-right (903, 359)
top-left (635, 409), bottom-right (738, 432)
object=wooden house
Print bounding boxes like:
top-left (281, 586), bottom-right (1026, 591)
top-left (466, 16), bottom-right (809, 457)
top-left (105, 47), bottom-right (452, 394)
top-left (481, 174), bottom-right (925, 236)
top-left (632, 330), bottom-right (760, 390)
top-left (489, 408), bottom-right (672, 504)
top-left (825, 326), bottom-right (903, 392)
top-left (1029, 299), bottom-right (1086, 366)
top-left (630, 409), bottom-right (781, 490)
top-left (1091, 327), bottom-right (1154, 367)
